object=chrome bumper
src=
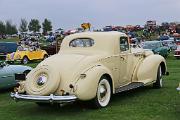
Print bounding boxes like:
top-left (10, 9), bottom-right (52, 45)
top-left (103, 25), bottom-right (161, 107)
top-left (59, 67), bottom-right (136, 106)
top-left (11, 92), bottom-right (77, 103)
top-left (177, 87), bottom-right (180, 91)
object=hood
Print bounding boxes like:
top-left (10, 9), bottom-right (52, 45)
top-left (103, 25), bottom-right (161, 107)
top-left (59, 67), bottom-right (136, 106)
top-left (3, 65), bottom-right (32, 74)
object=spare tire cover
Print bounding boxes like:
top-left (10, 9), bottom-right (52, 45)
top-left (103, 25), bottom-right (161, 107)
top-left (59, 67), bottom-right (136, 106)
top-left (25, 65), bottom-right (60, 95)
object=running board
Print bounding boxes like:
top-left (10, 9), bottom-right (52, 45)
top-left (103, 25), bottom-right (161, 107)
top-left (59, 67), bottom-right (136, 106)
top-left (115, 82), bottom-right (144, 93)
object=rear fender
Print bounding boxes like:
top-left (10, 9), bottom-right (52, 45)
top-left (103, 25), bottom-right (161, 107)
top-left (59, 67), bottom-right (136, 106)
top-left (75, 65), bottom-right (113, 101)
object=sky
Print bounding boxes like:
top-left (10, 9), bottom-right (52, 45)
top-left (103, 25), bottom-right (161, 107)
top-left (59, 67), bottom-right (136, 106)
top-left (0, 0), bottom-right (180, 30)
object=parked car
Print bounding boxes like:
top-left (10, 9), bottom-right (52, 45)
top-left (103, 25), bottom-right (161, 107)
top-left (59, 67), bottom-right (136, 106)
top-left (6, 47), bottom-right (48, 64)
top-left (174, 45), bottom-right (180, 59)
top-left (0, 42), bottom-right (17, 58)
top-left (161, 40), bottom-right (177, 51)
top-left (11, 32), bottom-right (168, 108)
top-left (142, 41), bottom-right (169, 58)
top-left (159, 35), bottom-right (169, 41)
top-left (0, 61), bottom-right (32, 90)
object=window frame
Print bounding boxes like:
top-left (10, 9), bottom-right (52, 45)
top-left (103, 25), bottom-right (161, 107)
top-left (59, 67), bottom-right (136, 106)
top-left (69, 38), bottom-right (95, 48)
top-left (119, 36), bottom-right (129, 52)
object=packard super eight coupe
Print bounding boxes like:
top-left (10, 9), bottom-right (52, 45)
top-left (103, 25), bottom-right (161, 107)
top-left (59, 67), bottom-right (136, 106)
top-left (11, 32), bottom-right (168, 108)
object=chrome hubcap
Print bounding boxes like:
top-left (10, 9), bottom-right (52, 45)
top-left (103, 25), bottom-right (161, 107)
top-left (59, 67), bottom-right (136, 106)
top-left (37, 74), bottom-right (47, 86)
top-left (99, 85), bottom-right (107, 100)
top-left (97, 79), bottom-right (111, 107)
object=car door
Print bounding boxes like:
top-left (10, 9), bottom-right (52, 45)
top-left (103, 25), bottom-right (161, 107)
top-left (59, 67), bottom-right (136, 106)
top-left (35, 49), bottom-right (43, 59)
top-left (118, 37), bottom-right (134, 86)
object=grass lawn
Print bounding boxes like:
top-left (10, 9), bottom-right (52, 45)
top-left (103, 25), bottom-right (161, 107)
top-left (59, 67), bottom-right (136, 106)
top-left (0, 55), bottom-right (180, 120)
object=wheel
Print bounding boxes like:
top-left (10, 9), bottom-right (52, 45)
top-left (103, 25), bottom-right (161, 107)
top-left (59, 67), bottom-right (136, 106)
top-left (43, 54), bottom-right (48, 60)
top-left (22, 56), bottom-right (29, 64)
top-left (93, 77), bottom-right (111, 108)
top-left (153, 65), bottom-right (163, 88)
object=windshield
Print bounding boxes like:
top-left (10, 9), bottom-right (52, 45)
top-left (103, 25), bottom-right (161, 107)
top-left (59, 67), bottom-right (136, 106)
top-left (143, 42), bottom-right (162, 50)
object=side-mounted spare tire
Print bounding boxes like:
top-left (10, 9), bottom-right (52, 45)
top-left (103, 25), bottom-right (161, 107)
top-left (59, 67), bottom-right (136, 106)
top-left (25, 65), bottom-right (60, 96)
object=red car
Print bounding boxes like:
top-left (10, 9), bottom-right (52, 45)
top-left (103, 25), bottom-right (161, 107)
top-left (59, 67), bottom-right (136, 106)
top-left (174, 45), bottom-right (180, 59)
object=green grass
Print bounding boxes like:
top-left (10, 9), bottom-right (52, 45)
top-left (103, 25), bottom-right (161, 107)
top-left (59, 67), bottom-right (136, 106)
top-left (0, 55), bottom-right (180, 120)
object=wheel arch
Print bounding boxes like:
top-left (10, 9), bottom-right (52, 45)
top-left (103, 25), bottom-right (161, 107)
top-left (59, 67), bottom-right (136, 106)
top-left (137, 54), bottom-right (167, 84)
top-left (75, 65), bottom-right (114, 100)
top-left (22, 55), bottom-right (29, 60)
top-left (101, 73), bottom-right (113, 94)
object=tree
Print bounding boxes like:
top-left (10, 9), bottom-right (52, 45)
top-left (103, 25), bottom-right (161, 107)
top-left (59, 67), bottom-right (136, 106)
top-left (19, 18), bottom-right (28, 33)
top-left (5, 20), bottom-right (18, 35)
top-left (28, 19), bottom-right (41, 33)
top-left (42, 18), bottom-right (52, 35)
top-left (161, 22), bottom-right (170, 31)
top-left (0, 21), bottom-right (6, 35)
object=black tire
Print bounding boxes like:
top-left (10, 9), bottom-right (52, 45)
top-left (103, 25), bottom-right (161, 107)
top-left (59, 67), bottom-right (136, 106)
top-left (22, 56), bottom-right (29, 64)
top-left (43, 54), bottom-right (48, 60)
top-left (153, 65), bottom-right (163, 88)
top-left (92, 76), bottom-right (111, 108)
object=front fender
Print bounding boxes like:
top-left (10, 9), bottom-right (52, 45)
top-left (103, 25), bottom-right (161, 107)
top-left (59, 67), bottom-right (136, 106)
top-left (137, 55), bottom-right (166, 84)
top-left (75, 65), bottom-right (113, 101)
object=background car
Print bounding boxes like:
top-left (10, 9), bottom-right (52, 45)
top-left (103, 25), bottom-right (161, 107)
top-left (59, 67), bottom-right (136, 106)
top-left (142, 41), bottom-right (169, 58)
top-left (0, 61), bottom-right (32, 90)
top-left (6, 47), bottom-right (48, 64)
top-left (174, 45), bottom-right (180, 59)
top-left (0, 42), bottom-right (17, 58)
top-left (161, 40), bottom-right (177, 51)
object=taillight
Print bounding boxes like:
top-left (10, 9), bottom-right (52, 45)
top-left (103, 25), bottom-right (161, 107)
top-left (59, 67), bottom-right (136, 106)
top-left (175, 51), bottom-right (180, 55)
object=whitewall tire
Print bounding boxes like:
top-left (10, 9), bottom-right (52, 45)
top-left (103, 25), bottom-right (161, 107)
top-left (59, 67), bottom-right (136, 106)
top-left (93, 77), bottom-right (111, 108)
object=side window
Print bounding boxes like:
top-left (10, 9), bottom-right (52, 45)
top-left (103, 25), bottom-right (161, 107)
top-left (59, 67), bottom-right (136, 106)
top-left (120, 37), bottom-right (129, 52)
top-left (69, 38), bottom-right (94, 47)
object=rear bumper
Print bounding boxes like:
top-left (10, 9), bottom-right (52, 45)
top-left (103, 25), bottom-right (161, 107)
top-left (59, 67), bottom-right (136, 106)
top-left (11, 92), bottom-right (77, 103)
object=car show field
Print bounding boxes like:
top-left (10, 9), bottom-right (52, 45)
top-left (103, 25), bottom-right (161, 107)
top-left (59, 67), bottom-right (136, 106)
top-left (0, 54), bottom-right (179, 120)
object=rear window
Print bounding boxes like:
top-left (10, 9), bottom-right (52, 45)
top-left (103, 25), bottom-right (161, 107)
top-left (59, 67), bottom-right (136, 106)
top-left (69, 38), bottom-right (94, 47)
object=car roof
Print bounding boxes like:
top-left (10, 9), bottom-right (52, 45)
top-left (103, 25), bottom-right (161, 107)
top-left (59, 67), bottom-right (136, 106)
top-left (67, 31), bottom-right (126, 38)
top-left (60, 32), bottom-right (128, 54)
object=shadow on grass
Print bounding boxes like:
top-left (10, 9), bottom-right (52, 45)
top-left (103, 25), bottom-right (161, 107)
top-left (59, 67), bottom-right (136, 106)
top-left (8, 86), bottom-right (154, 116)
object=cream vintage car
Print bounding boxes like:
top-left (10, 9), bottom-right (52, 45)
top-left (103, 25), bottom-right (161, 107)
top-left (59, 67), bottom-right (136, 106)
top-left (11, 32), bottom-right (169, 108)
